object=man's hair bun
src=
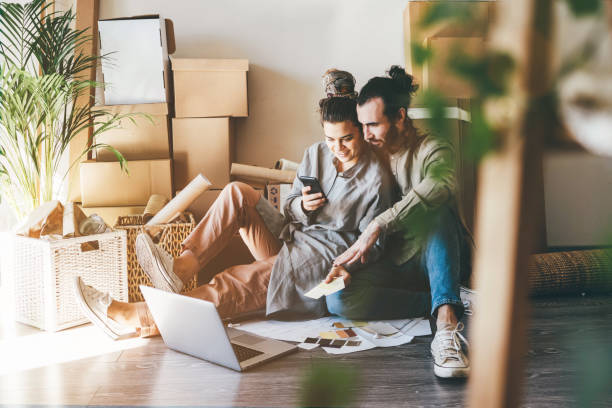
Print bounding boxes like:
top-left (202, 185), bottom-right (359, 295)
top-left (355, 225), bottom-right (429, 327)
top-left (388, 65), bottom-right (419, 94)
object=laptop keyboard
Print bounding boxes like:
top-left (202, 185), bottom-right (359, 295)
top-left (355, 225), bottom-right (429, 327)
top-left (231, 343), bottom-right (264, 362)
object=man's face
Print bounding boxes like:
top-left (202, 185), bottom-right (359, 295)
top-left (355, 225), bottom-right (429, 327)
top-left (357, 97), bottom-right (394, 149)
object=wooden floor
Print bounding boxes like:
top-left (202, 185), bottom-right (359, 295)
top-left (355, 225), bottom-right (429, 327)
top-left (1, 295), bottom-right (611, 407)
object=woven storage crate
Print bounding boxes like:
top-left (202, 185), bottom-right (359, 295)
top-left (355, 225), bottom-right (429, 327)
top-left (114, 214), bottom-right (197, 302)
top-left (8, 230), bottom-right (128, 332)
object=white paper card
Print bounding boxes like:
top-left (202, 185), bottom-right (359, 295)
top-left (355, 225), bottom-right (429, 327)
top-left (304, 277), bottom-right (345, 299)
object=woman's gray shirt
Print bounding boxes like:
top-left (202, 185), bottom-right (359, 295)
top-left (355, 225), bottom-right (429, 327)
top-left (260, 142), bottom-right (394, 319)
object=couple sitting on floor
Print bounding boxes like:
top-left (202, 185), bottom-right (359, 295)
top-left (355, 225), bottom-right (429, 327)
top-left (75, 66), bottom-right (472, 378)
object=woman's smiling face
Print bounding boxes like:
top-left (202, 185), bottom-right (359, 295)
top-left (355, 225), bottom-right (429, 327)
top-left (323, 120), bottom-right (363, 168)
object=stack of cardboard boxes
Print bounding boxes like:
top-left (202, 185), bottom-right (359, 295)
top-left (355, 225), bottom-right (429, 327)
top-left (170, 57), bottom-right (249, 221)
top-left (170, 57), bottom-right (255, 281)
top-left (79, 16), bottom-right (174, 225)
top-left (75, 15), bottom-right (256, 282)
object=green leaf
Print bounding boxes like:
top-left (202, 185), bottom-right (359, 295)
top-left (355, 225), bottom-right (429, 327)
top-left (448, 49), bottom-right (515, 98)
top-left (564, 0), bottom-right (601, 17)
top-left (464, 104), bottom-right (498, 163)
top-left (411, 42), bottom-right (433, 67)
top-left (419, 2), bottom-right (473, 28)
top-left (417, 88), bottom-right (451, 142)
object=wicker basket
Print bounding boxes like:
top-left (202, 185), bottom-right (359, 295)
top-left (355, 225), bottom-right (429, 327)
top-left (114, 214), bottom-right (197, 302)
top-left (5, 230), bottom-right (128, 332)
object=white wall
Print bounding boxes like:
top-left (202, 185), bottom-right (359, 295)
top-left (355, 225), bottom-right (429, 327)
top-left (99, 0), bottom-right (408, 166)
top-left (544, 152), bottom-right (612, 247)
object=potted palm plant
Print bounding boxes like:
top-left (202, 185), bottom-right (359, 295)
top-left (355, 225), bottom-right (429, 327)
top-left (0, 0), bottom-right (130, 220)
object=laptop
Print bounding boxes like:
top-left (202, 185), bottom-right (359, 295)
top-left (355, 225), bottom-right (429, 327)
top-left (140, 285), bottom-right (298, 371)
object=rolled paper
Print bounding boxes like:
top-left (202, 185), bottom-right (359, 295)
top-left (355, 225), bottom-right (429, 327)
top-left (143, 194), bottom-right (170, 223)
top-left (274, 158), bottom-right (299, 172)
top-left (146, 174), bottom-right (212, 226)
top-left (231, 163), bottom-right (296, 184)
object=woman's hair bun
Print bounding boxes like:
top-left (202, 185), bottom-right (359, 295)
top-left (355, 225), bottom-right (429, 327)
top-left (388, 65), bottom-right (419, 94)
top-left (322, 68), bottom-right (357, 98)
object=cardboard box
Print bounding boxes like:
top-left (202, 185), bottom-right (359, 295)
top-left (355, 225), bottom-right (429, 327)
top-left (404, 1), bottom-right (492, 98)
top-left (199, 234), bottom-right (255, 285)
top-left (184, 188), bottom-right (264, 222)
top-left (171, 57), bottom-right (248, 118)
top-left (94, 103), bottom-right (170, 161)
top-left (80, 159), bottom-right (172, 207)
top-left (266, 183), bottom-right (292, 215)
top-left (173, 117), bottom-right (234, 190)
top-left (81, 205), bottom-right (146, 227)
top-left (98, 16), bottom-right (172, 105)
top-left (187, 189), bottom-right (222, 222)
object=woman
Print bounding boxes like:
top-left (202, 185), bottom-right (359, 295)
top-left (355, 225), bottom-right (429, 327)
top-left (74, 69), bottom-right (394, 339)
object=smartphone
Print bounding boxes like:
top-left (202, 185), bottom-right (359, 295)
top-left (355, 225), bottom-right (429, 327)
top-left (299, 176), bottom-right (326, 199)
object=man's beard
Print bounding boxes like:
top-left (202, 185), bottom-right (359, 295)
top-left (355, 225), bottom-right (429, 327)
top-left (384, 125), bottom-right (402, 150)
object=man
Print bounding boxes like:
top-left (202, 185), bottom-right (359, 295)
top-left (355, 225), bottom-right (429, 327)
top-left (327, 66), bottom-right (472, 378)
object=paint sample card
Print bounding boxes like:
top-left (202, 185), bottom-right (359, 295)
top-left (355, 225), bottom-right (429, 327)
top-left (304, 277), bottom-right (345, 299)
top-left (333, 321), bottom-right (367, 329)
top-left (319, 329), bottom-right (357, 340)
top-left (319, 331), bottom-right (339, 340)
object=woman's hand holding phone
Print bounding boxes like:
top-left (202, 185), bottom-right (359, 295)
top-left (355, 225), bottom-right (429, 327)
top-left (301, 186), bottom-right (326, 212)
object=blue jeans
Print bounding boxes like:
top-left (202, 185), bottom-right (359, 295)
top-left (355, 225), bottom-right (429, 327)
top-left (326, 208), bottom-right (468, 320)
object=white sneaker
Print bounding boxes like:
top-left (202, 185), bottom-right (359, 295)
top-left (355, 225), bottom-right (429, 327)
top-left (135, 233), bottom-right (184, 293)
top-left (73, 276), bottom-right (136, 340)
top-left (430, 322), bottom-right (470, 378)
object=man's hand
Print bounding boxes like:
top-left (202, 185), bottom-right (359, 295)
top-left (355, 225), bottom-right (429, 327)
top-left (301, 186), bottom-right (326, 212)
top-left (325, 265), bottom-right (351, 286)
top-left (334, 221), bottom-right (381, 266)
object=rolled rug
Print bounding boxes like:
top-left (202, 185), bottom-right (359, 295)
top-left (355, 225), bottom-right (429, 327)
top-left (528, 249), bottom-right (612, 296)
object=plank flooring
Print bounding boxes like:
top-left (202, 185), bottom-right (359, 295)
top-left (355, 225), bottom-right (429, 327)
top-left (1, 295), bottom-right (611, 407)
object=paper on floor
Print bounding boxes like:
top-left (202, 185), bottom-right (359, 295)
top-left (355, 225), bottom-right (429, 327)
top-left (354, 328), bottom-right (414, 348)
top-left (323, 340), bottom-right (376, 354)
top-left (298, 342), bottom-right (320, 350)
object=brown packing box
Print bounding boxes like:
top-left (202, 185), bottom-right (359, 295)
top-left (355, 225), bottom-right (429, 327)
top-left (404, 1), bottom-right (492, 98)
top-left (94, 103), bottom-right (170, 161)
top-left (171, 57), bottom-right (249, 118)
top-left (187, 189), bottom-right (222, 222)
top-left (173, 117), bottom-right (234, 190)
top-left (199, 234), bottom-right (255, 285)
top-left (266, 183), bottom-right (292, 215)
top-left (80, 159), bottom-right (172, 207)
top-left (81, 205), bottom-right (146, 227)
top-left (183, 188), bottom-right (264, 222)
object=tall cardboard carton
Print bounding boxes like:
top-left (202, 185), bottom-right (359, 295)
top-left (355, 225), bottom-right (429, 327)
top-left (404, 1), bottom-right (493, 98)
